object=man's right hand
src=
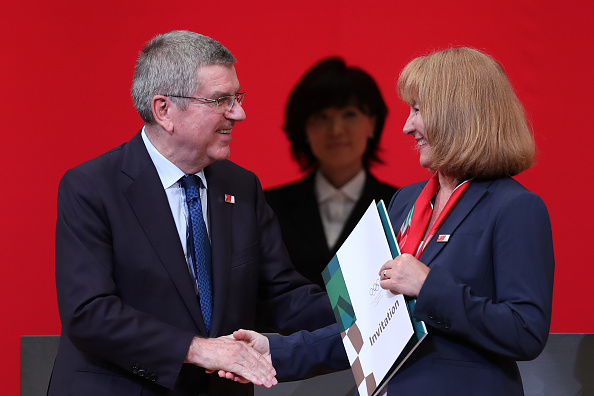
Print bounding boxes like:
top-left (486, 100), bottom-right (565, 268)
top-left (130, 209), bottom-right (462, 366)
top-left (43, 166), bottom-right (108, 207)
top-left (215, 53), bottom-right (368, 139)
top-left (185, 335), bottom-right (277, 388)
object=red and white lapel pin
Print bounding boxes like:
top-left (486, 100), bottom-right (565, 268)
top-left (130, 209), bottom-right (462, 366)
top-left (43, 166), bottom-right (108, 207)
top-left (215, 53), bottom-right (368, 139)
top-left (224, 194), bottom-right (235, 204)
top-left (436, 234), bottom-right (450, 242)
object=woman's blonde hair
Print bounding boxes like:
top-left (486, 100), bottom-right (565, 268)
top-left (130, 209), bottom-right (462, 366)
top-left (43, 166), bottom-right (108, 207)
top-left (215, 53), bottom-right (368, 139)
top-left (397, 47), bottom-right (535, 179)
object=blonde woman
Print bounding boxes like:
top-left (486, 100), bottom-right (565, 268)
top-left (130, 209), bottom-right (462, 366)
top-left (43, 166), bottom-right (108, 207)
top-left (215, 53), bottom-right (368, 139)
top-left (374, 47), bottom-right (554, 395)
top-left (243, 48), bottom-right (554, 396)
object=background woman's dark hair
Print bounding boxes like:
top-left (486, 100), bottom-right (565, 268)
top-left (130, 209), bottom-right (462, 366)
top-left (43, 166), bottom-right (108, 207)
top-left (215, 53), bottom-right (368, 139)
top-left (284, 57), bottom-right (388, 171)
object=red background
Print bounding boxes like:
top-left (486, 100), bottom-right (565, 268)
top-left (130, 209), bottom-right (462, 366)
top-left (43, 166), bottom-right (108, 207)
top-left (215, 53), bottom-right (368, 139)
top-left (2, 1), bottom-right (592, 392)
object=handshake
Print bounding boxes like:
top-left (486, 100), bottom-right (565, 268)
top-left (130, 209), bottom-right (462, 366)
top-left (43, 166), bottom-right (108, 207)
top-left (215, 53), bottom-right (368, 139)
top-left (185, 329), bottom-right (278, 388)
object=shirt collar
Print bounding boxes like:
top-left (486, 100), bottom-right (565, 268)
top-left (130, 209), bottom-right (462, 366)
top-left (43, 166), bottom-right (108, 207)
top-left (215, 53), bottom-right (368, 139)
top-left (141, 127), bottom-right (207, 189)
top-left (315, 169), bottom-right (366, 203)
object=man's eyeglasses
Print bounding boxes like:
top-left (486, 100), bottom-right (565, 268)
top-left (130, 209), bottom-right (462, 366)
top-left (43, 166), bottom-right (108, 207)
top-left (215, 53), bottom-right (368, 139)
top-left (163, 92), bottom-right (246, 113)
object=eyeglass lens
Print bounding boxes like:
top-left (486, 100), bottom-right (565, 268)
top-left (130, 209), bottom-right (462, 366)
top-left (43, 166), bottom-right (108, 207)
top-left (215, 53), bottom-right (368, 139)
top-left (218, 93), bottom-right (245, 112)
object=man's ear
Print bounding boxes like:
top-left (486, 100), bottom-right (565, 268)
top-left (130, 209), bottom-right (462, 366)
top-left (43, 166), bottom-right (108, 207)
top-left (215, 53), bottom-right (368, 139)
top-left (151, 95), bottom-right (175, 133)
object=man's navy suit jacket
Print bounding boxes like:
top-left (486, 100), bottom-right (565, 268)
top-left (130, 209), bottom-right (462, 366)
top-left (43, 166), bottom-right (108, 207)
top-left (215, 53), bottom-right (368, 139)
top-left (48, 132), bottom-right (335, 396)
top-left (270, 176), bottom-right (555, 396)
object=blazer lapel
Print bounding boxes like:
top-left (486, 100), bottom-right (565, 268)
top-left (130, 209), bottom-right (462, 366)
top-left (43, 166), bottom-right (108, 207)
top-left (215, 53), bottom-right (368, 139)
top-left (287, 174), bottom-right (330, 258)
top-left (419, 180), bottom-right (492, 266)
top-left (121, 133), bottom-right (206, 332)
top-left (203, 164), bottom-right (233, 337)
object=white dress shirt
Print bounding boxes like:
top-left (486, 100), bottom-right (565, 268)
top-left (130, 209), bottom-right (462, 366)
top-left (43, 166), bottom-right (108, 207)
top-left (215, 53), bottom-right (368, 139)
top-left (315, 169), bottom-right (366, 249)
top-left (141, 128), bottom-right (208, 291)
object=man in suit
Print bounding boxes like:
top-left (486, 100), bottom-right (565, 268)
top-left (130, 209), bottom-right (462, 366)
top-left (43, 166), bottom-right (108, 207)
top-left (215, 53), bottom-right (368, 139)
top-left (48, 30), bottom-right (335, 396)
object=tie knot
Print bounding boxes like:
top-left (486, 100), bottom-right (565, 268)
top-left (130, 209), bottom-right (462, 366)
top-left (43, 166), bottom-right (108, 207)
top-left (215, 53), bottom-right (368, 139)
top-left (180, 175), bottom-right (203, 202)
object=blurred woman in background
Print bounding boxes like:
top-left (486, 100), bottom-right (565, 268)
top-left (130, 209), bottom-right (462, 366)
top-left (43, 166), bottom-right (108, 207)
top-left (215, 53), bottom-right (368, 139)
top-left (265, 57), bottom-right (398, 288)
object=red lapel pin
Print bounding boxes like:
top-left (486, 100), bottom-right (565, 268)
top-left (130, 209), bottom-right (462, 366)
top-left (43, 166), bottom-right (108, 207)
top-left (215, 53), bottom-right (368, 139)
top-left (437, 234), bottom-right (450, 242)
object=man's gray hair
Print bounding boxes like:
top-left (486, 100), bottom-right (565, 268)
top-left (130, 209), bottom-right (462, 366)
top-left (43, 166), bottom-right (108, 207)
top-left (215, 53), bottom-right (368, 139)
top-left (131, 30), bottom-right (236, 124)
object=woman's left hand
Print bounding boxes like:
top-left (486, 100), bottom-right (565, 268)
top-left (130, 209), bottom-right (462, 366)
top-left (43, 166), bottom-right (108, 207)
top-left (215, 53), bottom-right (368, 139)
top-left (378, 253), bottom-right (430, 298)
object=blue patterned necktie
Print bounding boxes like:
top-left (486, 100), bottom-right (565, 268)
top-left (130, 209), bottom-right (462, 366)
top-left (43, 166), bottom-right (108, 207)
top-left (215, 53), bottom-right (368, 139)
top-left (180, 175), bottom-right (213, 331)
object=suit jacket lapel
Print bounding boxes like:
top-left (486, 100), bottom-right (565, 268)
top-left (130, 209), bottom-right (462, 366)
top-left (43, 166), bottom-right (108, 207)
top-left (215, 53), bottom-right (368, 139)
top-left (287, 173), bottom-right (330, 258)
top-left (203, 163), bottom-right (233, 336)
top-left (121, 133), bottom-right (206, 332)
top-left (419, 180), bottom-right (492, 266)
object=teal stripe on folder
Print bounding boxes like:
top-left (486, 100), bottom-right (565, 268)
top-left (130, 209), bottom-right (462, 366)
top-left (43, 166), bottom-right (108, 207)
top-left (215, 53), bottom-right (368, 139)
top-left (377, 200), bottom-right (401, 259)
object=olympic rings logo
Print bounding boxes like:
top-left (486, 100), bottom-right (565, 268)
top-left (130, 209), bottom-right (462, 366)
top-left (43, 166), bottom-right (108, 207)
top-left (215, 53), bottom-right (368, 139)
top-left (369, 279), bottom-right (381, 296)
